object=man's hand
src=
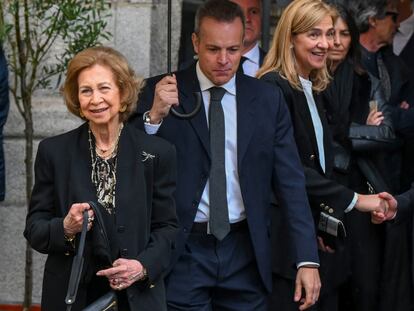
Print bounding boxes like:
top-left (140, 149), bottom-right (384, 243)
top-left (400, 101), bottom-right (410, 110)
top-left (355, 194), bottom-right (388, 213)
top-left (294, 267), bottom-right (321, 310)
top-left (371, 192), bottom-right (398, 224)
top-left (149, 74), bottom-right (179, 124)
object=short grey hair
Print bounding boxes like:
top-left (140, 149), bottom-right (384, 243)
top-left (347, 0), bottom-right (388, 33)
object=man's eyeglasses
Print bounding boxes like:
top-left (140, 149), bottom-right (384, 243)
top-left (385, 11), bottom-right (399, 23)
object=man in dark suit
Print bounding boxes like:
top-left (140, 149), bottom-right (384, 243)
top-left (230, 0), bottom-right (266, 76)
top-left (131, 0), bottom-right (320, 310)
top-left (394, 0), bottom-right (414, 72)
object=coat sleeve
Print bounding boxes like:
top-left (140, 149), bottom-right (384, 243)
top-left (267, 85), bottom-right (319, 265)
top-left (23, 140), bottom-right (71, 255)
top-left (395, 184), bottom-right (414, 223)
top-left (136, 142), bottom-right (178, 282)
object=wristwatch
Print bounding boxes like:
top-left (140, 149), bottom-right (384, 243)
top-left (143, 110), bottom-right (162, 125)
top-left (143, 111), bottom-right (152, 124)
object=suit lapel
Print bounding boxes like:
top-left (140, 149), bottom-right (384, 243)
top-left (314, 93), bottom-right (333, 174)
top-left (176, 66), bottom-right (210, 157)
top-left (236, 74), bottom-right (256, 167)
top-left (295, 90), bottom-right (320, 158)
top-left (259, 47), bottom-right (266, 66)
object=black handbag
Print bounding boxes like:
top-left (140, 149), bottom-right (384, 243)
top-left (348, 122), bottom-right (400, 153)
top-left (65, 202), bottom-right (118, 311)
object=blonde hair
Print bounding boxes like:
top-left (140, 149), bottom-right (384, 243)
top-left (257, 0), bottom-right (336, 92)
top-left (63, 46), bottom-right (144, 122)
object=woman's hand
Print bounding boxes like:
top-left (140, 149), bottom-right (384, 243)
top-left (63, 202), bottom-right (94, 237)
top-left (317, 236), bottom-right (335, 253)
top-left (96, 258), bottom-right (146, 291)
top-left (366, 109), bottom-right (384, 126)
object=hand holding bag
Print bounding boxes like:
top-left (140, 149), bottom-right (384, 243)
top-left (65, 202), bottom-right (118, 311)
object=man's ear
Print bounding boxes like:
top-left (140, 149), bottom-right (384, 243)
top-left (192, 32), bottom-right (199, 54)
top-left (368, 16), bottom-right (377, 28)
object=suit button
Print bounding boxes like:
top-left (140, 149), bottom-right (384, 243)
top-left (117, 226), bottom-right (125, 233)
top-left (121, 249), bottom-right (128, 256)
top-left (309, 154), bottom-right (316, 160)
top-left (183, 227), bottom-right (188, 233)
top-left (328, 208), bottom-right (334, 214)
top-left (150, 284), bottom-right (155, 288)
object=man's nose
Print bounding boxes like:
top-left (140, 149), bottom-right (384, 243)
top-left (217, 51), bottom-right (228, 64)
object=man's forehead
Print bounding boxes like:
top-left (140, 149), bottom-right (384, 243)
top-left (198, 18), bottom-right (244, 35)
top-left (231, 0), bottom-right (262, 8)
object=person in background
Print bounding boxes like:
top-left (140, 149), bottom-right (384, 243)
top-left (24, 46), bottom-right (178, 311)
top-left (0, 45), bottom-right (9, 202)
top-left (257, 0), bottom-right (389, 309)
top-left (393, 0), bottom-right (414, 192)
top-left (132, 0), bottom-right (322, 309)
top-left (230, 0), bottom-right (266, 76)
top-left (324, 2), bottom-right (411, 310)
top-left (393, 0), bottom-right (414, 68)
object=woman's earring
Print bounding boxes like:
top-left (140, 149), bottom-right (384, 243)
top-left (79, 110), bottom-right (85, 118)
top-left (120, 105), bottom-right (127, 112)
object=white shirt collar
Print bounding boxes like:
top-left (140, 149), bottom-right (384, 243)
top-left (398, 13), bottom-right (414, 36)
top-left (299, 75), bottom-right (312, 88)
top-left (243, 42), bottom-right (260, 65)
top-left (196, 61), bottom-right (236, 96)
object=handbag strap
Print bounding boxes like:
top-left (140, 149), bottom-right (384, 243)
top-left (65, 210), bottom-right (89, 311)
top-left (357, 157), bottom-right (391, 193)
top-left (88, 201), bottom-right (111, 255)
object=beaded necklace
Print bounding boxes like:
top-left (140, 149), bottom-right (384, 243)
top-left (88, 123), bottom-right (124, 214)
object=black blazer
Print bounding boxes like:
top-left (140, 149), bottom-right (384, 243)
top-left (261, 72), bottom-right (355, 220)
top-left (131, 64), bottom-right (319, 292)
top-left (24, 123), bottom-right (178, 311)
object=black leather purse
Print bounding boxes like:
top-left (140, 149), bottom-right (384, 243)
top-left (65, 202), bottom-right (118, 311)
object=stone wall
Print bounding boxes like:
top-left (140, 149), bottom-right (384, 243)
top-left (0, 0), bottom-right (182, 304)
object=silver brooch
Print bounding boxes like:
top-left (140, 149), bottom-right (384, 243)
top-left (141, 151), bottom-right (155, 162)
